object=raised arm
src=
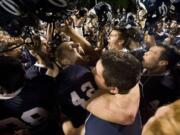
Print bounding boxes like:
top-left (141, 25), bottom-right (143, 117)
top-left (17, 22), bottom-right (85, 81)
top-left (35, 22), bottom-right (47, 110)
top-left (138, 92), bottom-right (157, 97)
top-left (60, 21), bottom-right (100, 65)
top-left (62, 21), bottom-right (93, 53)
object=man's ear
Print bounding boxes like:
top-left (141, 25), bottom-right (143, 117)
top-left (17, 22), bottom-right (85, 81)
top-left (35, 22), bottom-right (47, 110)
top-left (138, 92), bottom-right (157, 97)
top-left (118, 40), bottom-right (124, 46)
top-left (159, 60), bottom-right (168, 67)
top-left (109, 87), bottom-right (119, 94)
top-left (61, 59), bottom-right (71, 66)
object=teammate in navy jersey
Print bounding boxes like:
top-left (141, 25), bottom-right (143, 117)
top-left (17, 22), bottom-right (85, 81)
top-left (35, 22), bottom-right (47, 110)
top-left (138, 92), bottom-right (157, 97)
top-left (56, 65), bottom-right (97, 128)
top-left (85, 50), bottom-right (142, 135)
top-left (0, 56), bottom-right (61, 135)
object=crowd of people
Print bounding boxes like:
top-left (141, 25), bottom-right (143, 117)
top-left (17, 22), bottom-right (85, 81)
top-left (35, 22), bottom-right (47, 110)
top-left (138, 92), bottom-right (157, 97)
top-left (0, 1), bottom-right (180, 135)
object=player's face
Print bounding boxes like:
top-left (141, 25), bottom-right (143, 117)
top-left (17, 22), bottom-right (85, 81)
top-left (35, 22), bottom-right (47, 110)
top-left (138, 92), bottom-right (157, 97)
top-left (142, 46), bottom-right (164, 70)
top-left (66, 41), bottom-right (85, 65)
top-left (108, 30), bottom-right (123, 50)
top-left (56, 41), bottom-right (85, 66)
top-left (92, 60), bottom-right (109, 91)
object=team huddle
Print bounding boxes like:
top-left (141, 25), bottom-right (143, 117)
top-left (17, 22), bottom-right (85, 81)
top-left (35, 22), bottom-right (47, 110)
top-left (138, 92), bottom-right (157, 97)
top-left (0, 0), bottom-right (180, 135)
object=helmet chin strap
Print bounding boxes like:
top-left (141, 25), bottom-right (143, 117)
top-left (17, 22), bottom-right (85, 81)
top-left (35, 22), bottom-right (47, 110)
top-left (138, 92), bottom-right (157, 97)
top-left (0, 87), bottom-right (23, 100)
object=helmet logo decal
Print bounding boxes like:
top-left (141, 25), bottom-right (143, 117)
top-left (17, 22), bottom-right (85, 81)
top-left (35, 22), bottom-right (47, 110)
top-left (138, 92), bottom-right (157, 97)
top-left (0, 0), bottom-right (21, 16)
top-left (158, 2), bottom-right (168, 16)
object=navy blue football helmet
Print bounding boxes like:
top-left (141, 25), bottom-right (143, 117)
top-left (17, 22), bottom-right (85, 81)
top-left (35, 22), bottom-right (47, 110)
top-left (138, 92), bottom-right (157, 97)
top-left (22, 0), bottom-right (78, 22)
top-left (88, 2), bottom-right (112, 29)
top-left (0, 0), bottom-right (37, 36)
top-left (136, 0), bottom-right (170, 24)
top-left (0, 0), bottom-right (79, 36)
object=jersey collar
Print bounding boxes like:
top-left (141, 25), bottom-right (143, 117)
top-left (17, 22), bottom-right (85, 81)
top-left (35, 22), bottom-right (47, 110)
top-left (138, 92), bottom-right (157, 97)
top-left (0, 87), bottom-right (23, 100)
